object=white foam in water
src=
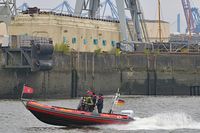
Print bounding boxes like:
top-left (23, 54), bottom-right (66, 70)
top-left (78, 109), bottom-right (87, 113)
top-left (101, 112), bottom-right (200, 130)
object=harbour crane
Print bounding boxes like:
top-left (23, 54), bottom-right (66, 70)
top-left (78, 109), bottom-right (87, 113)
top-left (74, 0), bottom-right (149, 45)
top-left (99, 0), bottom-right (119, 20)
top-left (191, 7), bottom-right (200, 33)
top-left (51, 0), bottom-right (74, 14)
top-left (17, 2), bottom-right (29, 12)
top-left (0, 0), bottom-right (17, 24)
top-left (181, 0), bottom-right (200, 33)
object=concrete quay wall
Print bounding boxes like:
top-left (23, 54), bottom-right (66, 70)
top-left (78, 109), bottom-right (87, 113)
top-left (0, 52), bottom-right (200, 99)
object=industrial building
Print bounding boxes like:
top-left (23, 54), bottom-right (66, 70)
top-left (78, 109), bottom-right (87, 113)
top-left (0, 0), bottom-right (171, 52)
top-left (1, 13), bottom-right (170, 52)
top-left (144, 20), bottom-right (170, 42)
top-left (7, 13), bottom-right (120, 52)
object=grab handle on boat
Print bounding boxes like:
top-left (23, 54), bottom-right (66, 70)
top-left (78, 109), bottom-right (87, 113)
top-left (108, 88), bottom-right (120, 114)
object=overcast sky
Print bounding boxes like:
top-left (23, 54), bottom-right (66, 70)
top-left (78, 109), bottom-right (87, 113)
top-left (16, 0), bottom-right (200, 33)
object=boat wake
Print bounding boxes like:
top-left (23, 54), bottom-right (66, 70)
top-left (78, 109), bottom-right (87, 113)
top-left (100, 112), bottom-right (200, 130)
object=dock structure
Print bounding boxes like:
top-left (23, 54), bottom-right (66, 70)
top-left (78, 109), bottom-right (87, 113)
top-left (0, 35), bottom-right (54, 71)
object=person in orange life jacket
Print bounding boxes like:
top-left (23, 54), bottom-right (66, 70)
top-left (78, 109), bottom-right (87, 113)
top-left (96, 93), bottom-right (104, 113)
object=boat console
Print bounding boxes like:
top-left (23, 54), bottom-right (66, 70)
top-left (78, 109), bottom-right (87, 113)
top-left (121, 110), bottom-right (134, 118)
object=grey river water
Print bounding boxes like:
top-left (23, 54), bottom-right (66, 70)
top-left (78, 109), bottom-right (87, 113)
top-left (1, 96), bottom-right (200, 133)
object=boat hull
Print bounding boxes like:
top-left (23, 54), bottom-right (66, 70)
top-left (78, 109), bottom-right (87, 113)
top-left (26, 101), bottom-right (133, 126)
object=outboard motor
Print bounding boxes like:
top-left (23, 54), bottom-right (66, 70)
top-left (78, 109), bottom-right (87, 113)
top-left (121, 110), bottom-right (134, 118)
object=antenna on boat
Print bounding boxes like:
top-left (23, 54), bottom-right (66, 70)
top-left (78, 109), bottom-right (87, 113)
top-left (108, 88), bottom-right (120, 114)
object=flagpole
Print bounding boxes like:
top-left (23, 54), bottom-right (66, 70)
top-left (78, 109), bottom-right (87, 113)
top-left (20, 84), bottom-right (26, 107)
top-left (20, 84), bottom-right (25, 101)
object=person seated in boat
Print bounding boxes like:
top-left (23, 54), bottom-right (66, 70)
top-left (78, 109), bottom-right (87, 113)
top-left (77, 97), bottom-right (85, 111)
top-left (96, 93), bottom-right (104, 113)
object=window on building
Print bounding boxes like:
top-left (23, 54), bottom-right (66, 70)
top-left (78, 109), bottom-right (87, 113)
top-left (72, 37), bottom-right (77, 44)
top-left (93, 39), bottom-right (98, 45)
top-left (83, 39), bottom-right (87, 45)
top-left (111, 40), bottom-right (116, 47)
top-left (102, 40), bottom-right (106, 46)
top-left (63, 36), bottom-right (67, 44)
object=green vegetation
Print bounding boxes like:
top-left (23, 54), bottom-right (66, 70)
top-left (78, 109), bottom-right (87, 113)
top-left (144, 48), bottom-right (160, 55)
top-left (54, 43), bottom-right (70, 54)
top-left (155, 49), bottom-right (160, 55)
top-left (109, 48), bottom-right (121, 56)
top-left (144, 48), bottom-right (150, 55)
top-left (94, 48), bottom-right (101, 54)
top-left (115, 48), bottom-right (121, 56)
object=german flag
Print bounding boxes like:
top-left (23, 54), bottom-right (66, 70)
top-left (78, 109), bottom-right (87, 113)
top-left (115, 99), bottom-right (125, 106)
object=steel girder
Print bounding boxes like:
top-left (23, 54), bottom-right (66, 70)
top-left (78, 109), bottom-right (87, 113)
top-left (74, 0), bottom-right (100, 18)
top-left (0, 0), bottom-right (16, 24)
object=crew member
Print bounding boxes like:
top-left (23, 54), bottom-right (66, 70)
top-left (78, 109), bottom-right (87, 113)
top-left (96, 93), bottom-right (104, 113)
top-left (78, 90), bottom-right (96, 112)
top-left (77, 96), bottom-right (85, 111)
top-left (84, 94), bottom-right (94, 112)
top-left (91, 92), bottom-right (97, 111)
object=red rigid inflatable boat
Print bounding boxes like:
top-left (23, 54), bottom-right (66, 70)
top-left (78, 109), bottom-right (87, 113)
top-left (25, 101), bottom-right (134, 126)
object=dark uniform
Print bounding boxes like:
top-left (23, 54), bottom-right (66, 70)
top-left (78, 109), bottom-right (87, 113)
top-left (91, 92), bottom-right (97, 112)
top-left (96, 94), bottom-right (104, 113)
